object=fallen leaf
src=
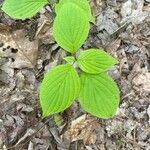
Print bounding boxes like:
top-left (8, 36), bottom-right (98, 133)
top-left (132, 71), bottom-right (150, 93)
top-left (17, 103), bottom-right (34, 113)
top-left (121, 0), bottom-right (149, 24)
top-left (36, 13), bottom-right (54, 44)
top-left (64, 115), bottom-right (98, 145)
top-left (96, 8), bottom-right (119, 34)
top-left (15, 129), bottom-right (35, 146)
top-left (0, 24), bottom-right (38, 68)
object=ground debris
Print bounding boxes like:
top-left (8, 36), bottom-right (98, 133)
top-left (0, 0), bottom-right (149, 149)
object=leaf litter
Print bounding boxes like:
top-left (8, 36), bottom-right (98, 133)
top-left (0, 0), bottom-right (150, 149)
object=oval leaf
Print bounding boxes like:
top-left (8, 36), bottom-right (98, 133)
top-left (63, 56), bottom-right (75, 63)
top-left (55, 0), bottom-right (94, 23)
top-left (53, 3), bottom-right (90, 53)
top-left (2, 0), bottom-right (48, 19)
top-left (40, 64), bottom-right (81, 117)
top-left (77, 49), bottom-right (119, 74)
top-left (79, 73), bottom-right (120, 118)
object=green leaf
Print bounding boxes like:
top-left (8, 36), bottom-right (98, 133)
top-left (79, 73), bottom-right (120, 118)
top-left (53, 3), bottom-right (90, 53)
top-left (40, 64), bottom-right (81, 117)
top-left (54, 114), bottom-right (63, 126)
top-left (77, 49), bottom-right (119, 74)
top-left (2, 0), bottom-right (48, 19)
top-left (63, 56), bottom-right (75, 63)
top-left (55, 0), bottom-right (94, 23)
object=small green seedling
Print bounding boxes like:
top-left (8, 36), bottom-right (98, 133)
top-left (40, 1), bottom-right (120, 119)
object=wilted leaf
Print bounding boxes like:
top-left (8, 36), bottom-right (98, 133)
top-left (2, 0), bottom-right (48, 19)
top-left (55, 0), bottom-right (94, 22)
top-left (79, 73), bottom-right (120, 118)
top-left (53, 3), bottom-right (90, 53)
top-left (40, 64), bottom-right (81, 117)
top-left (77, 49), bottom-right (118, 74)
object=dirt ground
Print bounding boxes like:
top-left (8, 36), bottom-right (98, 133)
top-left (0, 0), bottom-right (150, 150)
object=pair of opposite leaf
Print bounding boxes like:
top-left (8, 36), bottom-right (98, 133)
top-left (40, 49), bottom-right (120, 118)
top-left (40, 2), bottom-right (120, 118)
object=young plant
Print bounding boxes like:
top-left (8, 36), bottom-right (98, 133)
top-left (40, 1), bottom-right (120, 119)
top-left (1, 0), bottom-right (120, 119)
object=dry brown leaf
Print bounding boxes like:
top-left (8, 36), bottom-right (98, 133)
top-left (90, 0), bottom-right (103, 17)
top-left (36, 13), bottom-right (54, 44)
top-left (106, 39), bottom-right (121, 53)
top-left (0, 24), bottom-right (38, 68)
top-left (132, 71), bottom-right (150, 93)
top-left (64, 115), bottom-right (98, 145)
top-left (121, 0), bottom-right (149, 24)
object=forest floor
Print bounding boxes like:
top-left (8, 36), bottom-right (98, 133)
top-left (0, 0), bottom-right (150, 150)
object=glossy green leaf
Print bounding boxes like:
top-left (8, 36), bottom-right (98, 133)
top-left (40, 64), bottom-right (81, 117)
top-left (79, 73), bottom-right (120, 118)
top-left (55, 0), bottom-right (94, 22)
top-left (77, 49), bottom-right (119, 74)
top-left (63, 56), bottom-right (76, 63)
top-left (53, 3), bottom-right (90, 53)
top-left (2, 0), bottom-right (48, 19)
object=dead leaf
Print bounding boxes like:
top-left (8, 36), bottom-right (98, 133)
top-left (64, 115), bottom-right (98, 145)
top-left (96, 8), bottom-right (119, 34)
top-left (17, 103), bottom-right (34, 113)
top-left (107, 0), bottom-right (117, 7)
top-left (15, 129), bottom-right (35, 146)
top-left (121, 0), bottom-right (149, 24)
top-left (0, 24), bottom-right (38, 68)
top-left (106, 39), bottom-right (121, 53)
top-left (132, 71), bottom-right (150, 93)
top-left (36, 13), bottom-right (54, 44)
top-left (90, 0), bottom-right (103, 17)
